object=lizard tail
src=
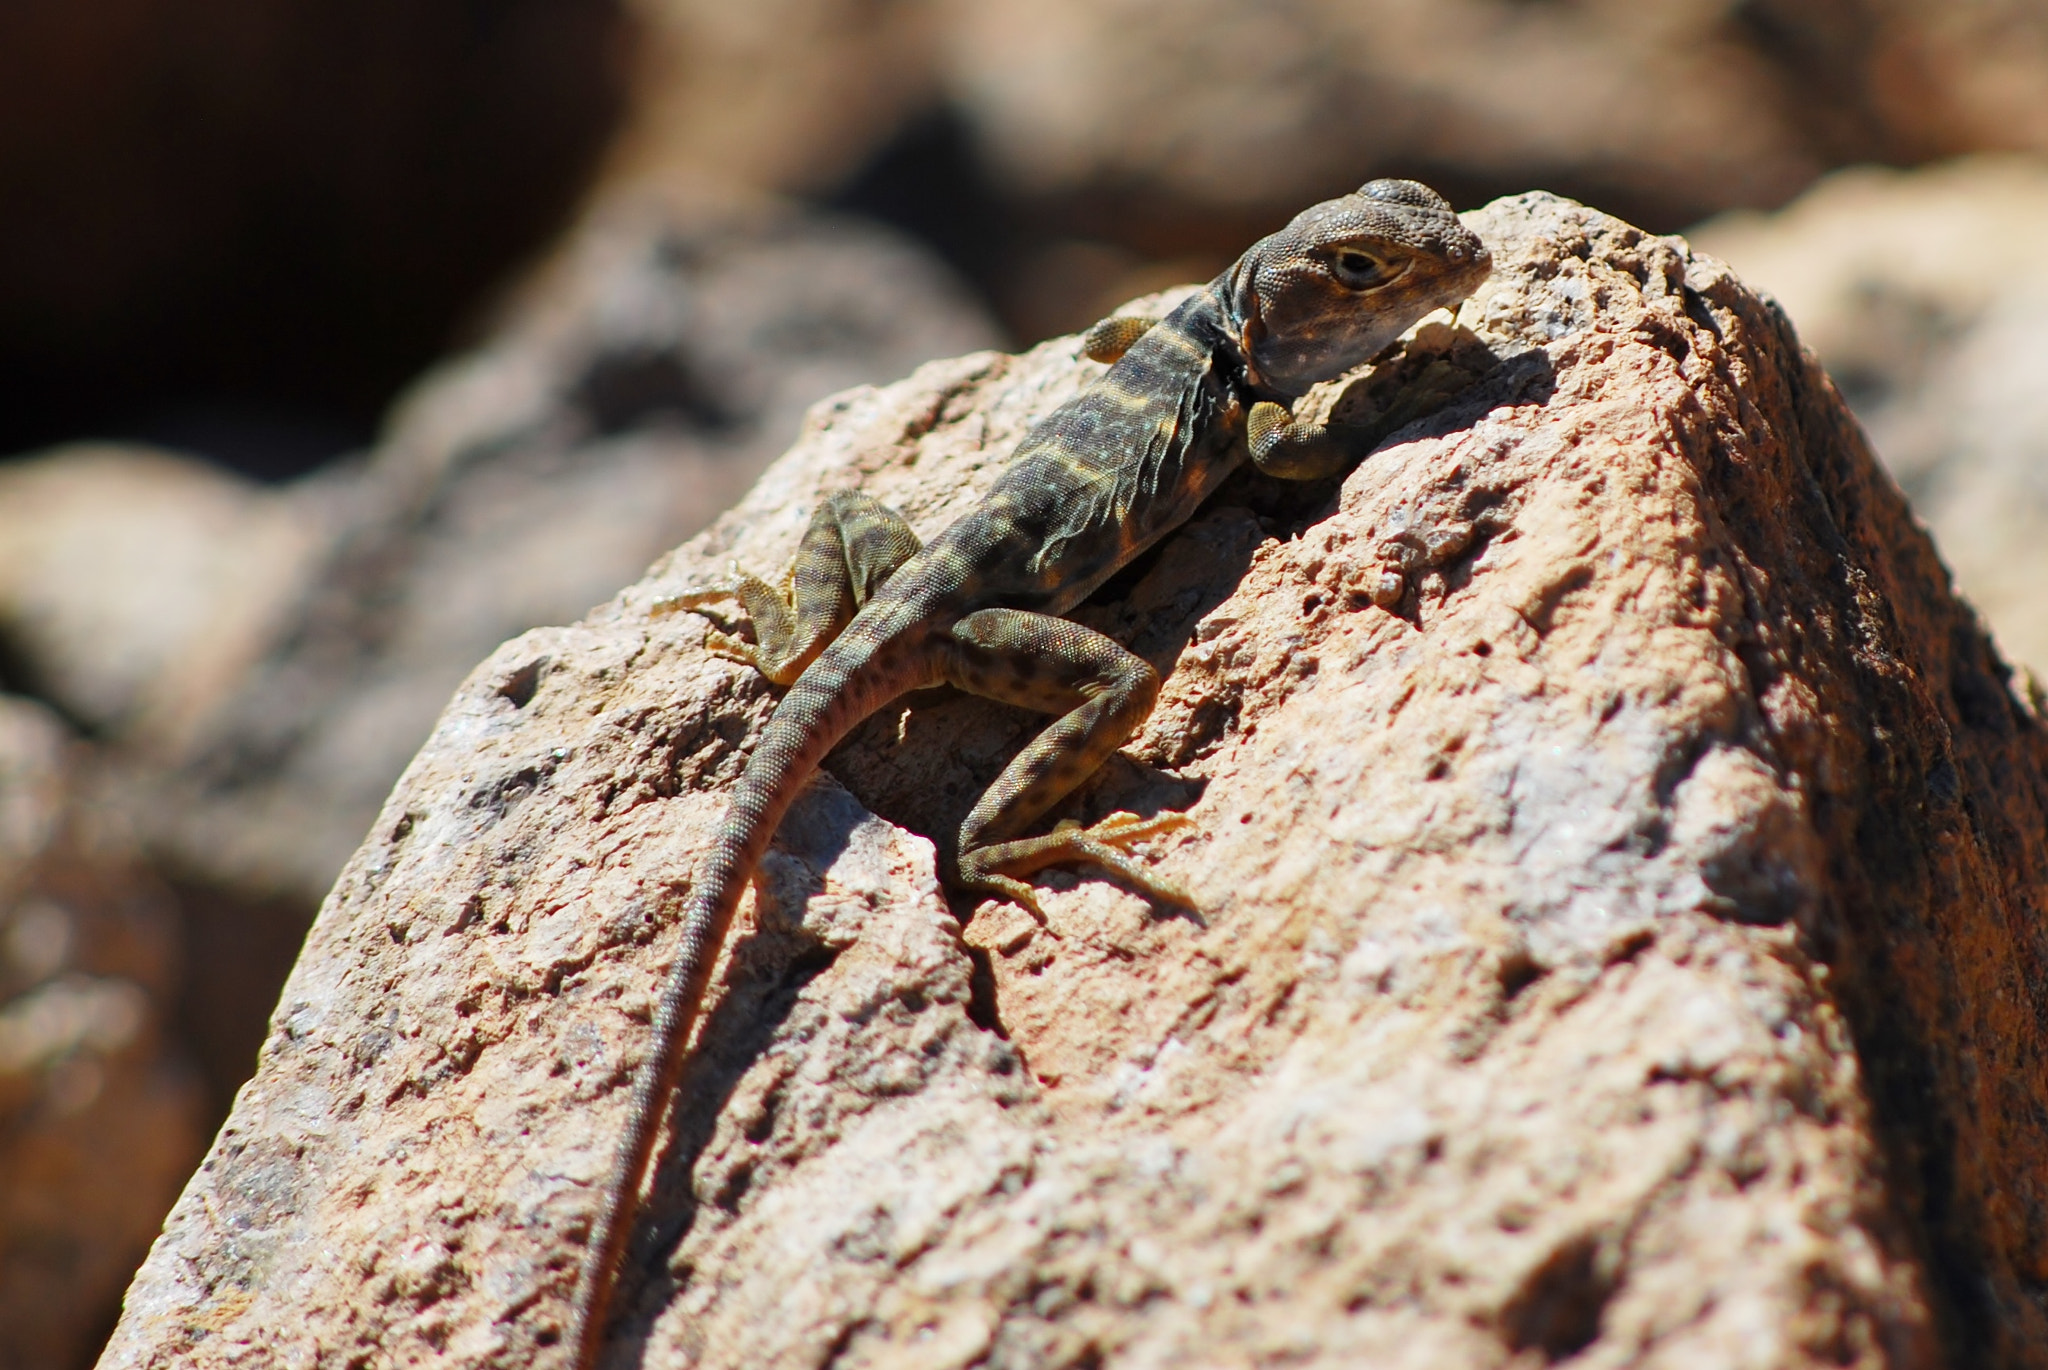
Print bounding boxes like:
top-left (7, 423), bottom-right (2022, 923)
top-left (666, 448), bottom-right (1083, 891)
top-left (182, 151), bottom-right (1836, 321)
top-left (566, 629), bottom-right (931, 1367)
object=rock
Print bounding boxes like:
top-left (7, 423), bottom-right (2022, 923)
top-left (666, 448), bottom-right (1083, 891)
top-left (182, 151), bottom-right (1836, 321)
top-left (604, 1), bottom-right (2048, 347)
top-left (940, 0), bottom-right (1828, 229)
top-left (0, 446), bottom-right (332, 753)
top-left (612, 0), bottom-right (938, 198)
top-left (1861, 0), bottom-right (2048, 158)
top-left (0, 697), bottom-right (205, 1370)
top-left (120, 188), bottom-right (1000, 910)
top-left (1689, 155), bottom-right (2048, 676)
top-left (925, 0), bottom-right (2048, 336)
top-left (103, 191), bottom-right (2048, 1367)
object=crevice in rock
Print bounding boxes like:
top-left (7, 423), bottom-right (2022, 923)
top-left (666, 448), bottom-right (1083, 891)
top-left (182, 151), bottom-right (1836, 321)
top-left (1499, 1233), bottom-right (1618, 1363)
top-left (494, 656), bottom-right (548, 709)
top-left (962, 940), bottom-right (1008, 1040)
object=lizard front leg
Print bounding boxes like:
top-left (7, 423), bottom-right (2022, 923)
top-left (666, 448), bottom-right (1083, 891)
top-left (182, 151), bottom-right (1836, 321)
top-left (1081, 314), bottom-right (1157, 364)
top-left (1246, 399), bottom-right (1361, 481)
top-left (940, 608), bottom-right (1190, 911)
top-left (654, 490), bottom-right (919, 685)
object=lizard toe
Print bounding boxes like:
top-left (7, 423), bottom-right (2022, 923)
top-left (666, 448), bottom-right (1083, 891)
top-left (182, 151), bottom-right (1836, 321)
top-left (955, 865), bottom-right (1049, 921)
top-left (701, 630), bottom-right (760, 667)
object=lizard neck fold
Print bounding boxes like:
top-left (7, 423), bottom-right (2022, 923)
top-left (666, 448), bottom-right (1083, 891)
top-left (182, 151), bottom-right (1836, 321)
top-left (1218, 254), bottom-right (1277, 397)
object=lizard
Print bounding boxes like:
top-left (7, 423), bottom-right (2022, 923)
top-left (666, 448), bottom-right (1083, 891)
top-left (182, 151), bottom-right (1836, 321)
top-left (565, 178), bottom-right (1491, 1366)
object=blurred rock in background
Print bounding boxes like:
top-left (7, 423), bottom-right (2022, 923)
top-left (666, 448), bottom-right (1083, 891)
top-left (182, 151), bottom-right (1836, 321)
top-left (0, 700), bottom-right (203, 1370)
top-left (4, 0), bottom-right (2048, 1363)
top-left (689, 0), bottom-right (2048, 341)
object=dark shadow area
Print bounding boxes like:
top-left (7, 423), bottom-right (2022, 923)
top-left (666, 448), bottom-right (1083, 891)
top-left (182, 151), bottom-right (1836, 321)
top-left (602, 783), bottom-right (866, 1359)
top-left (824, 108), bottom-right (1014, 320)
top-left (167, 878), bottom-right (319, 1118)
top-left (0, 0), bottom-right (633, 477)
top-left (1665, 292), bottom-right (2048, 1365)
top-left (1499, 1233), bottom-right (1617, 1362)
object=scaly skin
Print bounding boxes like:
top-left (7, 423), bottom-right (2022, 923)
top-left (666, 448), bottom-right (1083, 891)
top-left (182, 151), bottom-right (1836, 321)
top-left (566, 179), bottom-right (1491, 1366)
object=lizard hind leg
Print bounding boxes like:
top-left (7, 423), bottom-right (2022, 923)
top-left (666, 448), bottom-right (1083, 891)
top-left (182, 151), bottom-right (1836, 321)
top-left (941, 608), bottom-right (1193, 913)
top-left (652, 490), bottom-right (920, 685)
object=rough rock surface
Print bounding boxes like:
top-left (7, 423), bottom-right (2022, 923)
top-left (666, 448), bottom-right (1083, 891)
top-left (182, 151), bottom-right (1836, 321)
top-left (104, 193), bottom-right (2048, 1369)
top-left (1691, 155), bottom-right (2048, 677)
top-left (65, 190), bottom-right (999, 912)
top-left (0, 697), bottom-right (204, 1370)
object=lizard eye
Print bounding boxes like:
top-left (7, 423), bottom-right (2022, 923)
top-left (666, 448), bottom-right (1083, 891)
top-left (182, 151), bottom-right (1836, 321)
top-left (1332, 249), bottom-right (1389, 290)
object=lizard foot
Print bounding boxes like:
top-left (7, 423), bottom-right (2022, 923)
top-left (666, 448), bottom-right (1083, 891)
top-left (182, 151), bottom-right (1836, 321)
top-left (651, 564), bottom-right (773, 669)
top-left (649, 563), bottom-right (747, 616)
top-left (698, 628), bottom-right (762, 670)
top-left (962, 810), bottom-right (1195, 912)
top-left (962, 871), bottom-right (1051, 922)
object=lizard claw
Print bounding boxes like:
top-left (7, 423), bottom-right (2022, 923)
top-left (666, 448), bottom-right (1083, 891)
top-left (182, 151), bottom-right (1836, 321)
top-left (974, 874), bottom-right (1048, 923)
top-left (651, 562), bottom-right (748, 616)
top-left (1076, 810), bottom-right (1193, 843)
top-left (964, 810), bottom-right (1196, 912)
top-left (700, 629), bottom-right (760, 668)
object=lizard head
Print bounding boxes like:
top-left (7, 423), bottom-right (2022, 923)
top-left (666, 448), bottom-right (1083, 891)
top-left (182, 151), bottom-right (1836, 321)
top-left (1223, 179), bottom-right (1492, 398)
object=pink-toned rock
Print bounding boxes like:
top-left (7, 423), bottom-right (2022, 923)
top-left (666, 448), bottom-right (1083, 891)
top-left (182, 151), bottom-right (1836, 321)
top-left (102, 192), bottom-right (2048, 1368)
top-left (1690, 155), bottom-right (2048, 680)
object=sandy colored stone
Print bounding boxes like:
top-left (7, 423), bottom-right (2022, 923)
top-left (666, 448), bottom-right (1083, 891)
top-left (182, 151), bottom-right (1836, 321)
top-left (609, 0), bottom-right (938, 199)
top-left (103, 192), bottom-right (2048, 1368)
top-left (0, 446), bottom-right (331, 752)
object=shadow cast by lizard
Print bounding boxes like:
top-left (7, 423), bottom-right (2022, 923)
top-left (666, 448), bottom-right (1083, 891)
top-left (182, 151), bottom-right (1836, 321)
top-left (596, 782), bottom-right (866, 1364)
top-left (825, 337), bottom-right (1534, 925)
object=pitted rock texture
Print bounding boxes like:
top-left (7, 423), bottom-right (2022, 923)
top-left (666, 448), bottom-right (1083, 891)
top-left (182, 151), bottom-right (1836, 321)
top-left (103, 193), bottom-right (2048, 1369)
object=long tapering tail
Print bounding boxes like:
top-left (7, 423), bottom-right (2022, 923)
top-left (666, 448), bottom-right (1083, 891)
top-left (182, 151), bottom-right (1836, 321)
top-left (565, 627), bottom-right (931, 1366)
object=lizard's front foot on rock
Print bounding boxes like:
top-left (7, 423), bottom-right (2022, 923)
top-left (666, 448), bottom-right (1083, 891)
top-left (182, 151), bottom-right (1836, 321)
top-left (698, 628), bottom-right (762, 669)
top-left (652, 565), bottom-right (776, 670)
top-left (962, 810), bottom-right (1195, 913)
top-left (649, 563), bottom-right (747, 617)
